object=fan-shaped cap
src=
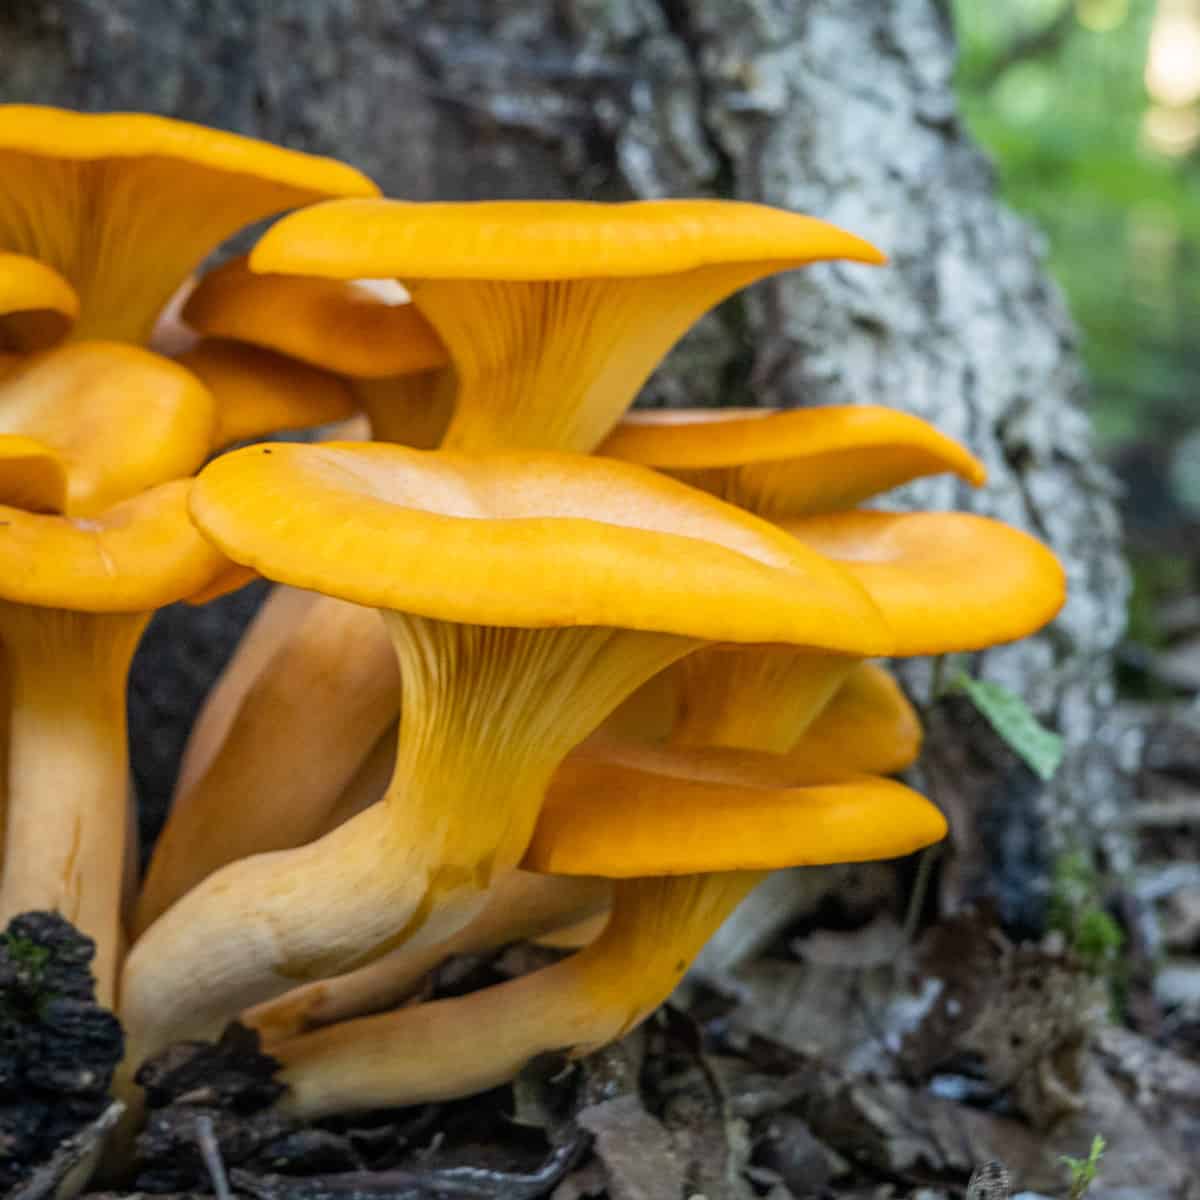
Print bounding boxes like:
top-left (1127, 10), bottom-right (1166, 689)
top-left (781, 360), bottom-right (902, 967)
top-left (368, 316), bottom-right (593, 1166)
top-left (0, 252), bottom-right (78, 351)
top-left (0, 105), bottom-right (379, 343)
top-left (0, 341), bottom-right (215, 515)
top-left (0, 480), bottom-right (232, 612)
top-left (0, 435), bottom-right (67, 513)
top-left (599, 406), bottom-right (987, 516)
top-left (788, 662), bottom-right (922, 776)
top-left (524, 752), bottom-right (946, 876)
top-left (176, 339), bottom-right (356, 448)
top-left (191, 442), bottom-right (892, 652)
top-left (183, 256), bottom-right (448, 378)
top-left (253, 199), bottom-right (885, 455)
top-left (252, 198), bottom-right (886, 280)
top-left (781, 510), bottom-right (1066, 655)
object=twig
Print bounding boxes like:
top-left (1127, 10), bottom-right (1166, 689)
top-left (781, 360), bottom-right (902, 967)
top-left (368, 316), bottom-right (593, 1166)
top-left (902, 843), bottom-right (942, 948)
top-left (7, 1101), bottom-right (125, 1200)
top-left (194, 1114), bottom-right (234, 1200)
top-left (230, 1130), bottom-right (588, 1200)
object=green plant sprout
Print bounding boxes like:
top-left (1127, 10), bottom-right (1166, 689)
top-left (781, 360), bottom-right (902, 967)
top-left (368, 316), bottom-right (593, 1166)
top-left (1061, 1133), bottom-right (1106, 1199)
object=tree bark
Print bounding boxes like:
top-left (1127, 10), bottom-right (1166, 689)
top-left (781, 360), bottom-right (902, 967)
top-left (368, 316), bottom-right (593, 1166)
top-left (0, 0), bottom-right (1132, 900)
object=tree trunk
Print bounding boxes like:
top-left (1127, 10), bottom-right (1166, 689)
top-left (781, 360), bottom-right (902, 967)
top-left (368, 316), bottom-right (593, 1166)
top-left (0, 0), bottom-right (1132, 905)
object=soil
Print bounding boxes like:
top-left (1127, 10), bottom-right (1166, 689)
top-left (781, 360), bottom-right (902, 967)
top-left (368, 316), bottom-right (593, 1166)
top-left (7, 868), bottom-right (1200, 1199)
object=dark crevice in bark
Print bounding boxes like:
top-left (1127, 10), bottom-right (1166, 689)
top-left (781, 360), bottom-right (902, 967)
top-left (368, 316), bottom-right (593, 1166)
top-left (651, 0), bottom-right (758, 408)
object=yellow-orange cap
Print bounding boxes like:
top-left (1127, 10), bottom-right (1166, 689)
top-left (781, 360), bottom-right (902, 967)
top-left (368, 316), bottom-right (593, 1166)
top-left (0, 105), bottom-right (379, 343)
top-left (0, 434), bottom-right (67, 513)
top-left (0, 341), bottom-right (214, 515)
top-left (782, 510), bottom-right (1067, 655)
top-left (788, 662), bottom-right (922, 775)
top-left (600, 405), bottom-right (986, 516)
top-left (191, 441), bottom-right (893, 653)
top-left (525, 752), bottom-right (946, 876)
top-left (252, 198), bottom-right (885, 281)
top-left (176, 339), bottom-right (355, 449)
top-left (0, 479), bottom-right (232, 612)
top-left (183, 256), bottom-right (448, 378)
top-left (0, 252), bottom-right (79, 350)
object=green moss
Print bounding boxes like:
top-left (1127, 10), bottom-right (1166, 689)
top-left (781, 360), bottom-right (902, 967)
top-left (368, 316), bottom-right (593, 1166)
top-left (1048, 852), bottom-right (1125, 1016)
top-left (2, 932), bottom-right (50, 977)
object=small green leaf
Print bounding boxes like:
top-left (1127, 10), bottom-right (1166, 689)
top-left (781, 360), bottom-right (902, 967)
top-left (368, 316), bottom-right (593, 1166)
top-left (953, 671), bottom-right (1065, 781)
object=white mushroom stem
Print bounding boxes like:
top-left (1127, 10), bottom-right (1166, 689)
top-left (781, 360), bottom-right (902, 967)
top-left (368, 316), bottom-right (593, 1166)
top-left (243, 872), bottom-right (611, 1045)
top-left (0, 604), bottom-right (148, 1006)
top-left (120, 618), bottom-right (692, 1068)
top-left (273, 872), bottom-right (760, 1118)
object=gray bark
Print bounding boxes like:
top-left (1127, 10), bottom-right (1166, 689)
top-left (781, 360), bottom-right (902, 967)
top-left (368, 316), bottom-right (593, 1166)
top-left (1, 1), bottom-right (1131, 897)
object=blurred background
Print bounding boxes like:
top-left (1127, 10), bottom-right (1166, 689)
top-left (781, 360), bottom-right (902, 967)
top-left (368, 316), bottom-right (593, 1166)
top-left (952, 0), bottom-right (1200, 695)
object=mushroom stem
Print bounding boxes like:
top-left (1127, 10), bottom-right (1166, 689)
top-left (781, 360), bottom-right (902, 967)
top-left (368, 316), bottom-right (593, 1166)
top-left (423, 266), bottom-right (768, 453)
top-left (243, 872), bottom-right (611, 1046)
top-left (670, 647), bottom-right (857, 754)
top-left (355, 368), bottom-right (454, 447)
top-left (120, 619), bottom-right (692, 1063)
top-left (170, 585), bottom-right (318, 801)
top-left (134, 597), bottom-right (399, 933)
top-left (0, 605), bottom-right (147, 1005)
top-left (273, 871), bottom-right (760, 1118)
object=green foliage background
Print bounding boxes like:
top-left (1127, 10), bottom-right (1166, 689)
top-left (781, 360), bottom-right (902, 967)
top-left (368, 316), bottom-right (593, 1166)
top-left (952, 0), bottom-right (1200, 459)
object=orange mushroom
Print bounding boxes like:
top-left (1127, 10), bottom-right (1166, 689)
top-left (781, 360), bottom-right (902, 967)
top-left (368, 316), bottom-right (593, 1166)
top-left (0, 251), bottom-right (78, 352)
top-left (252, 198), bottom-right (886, 452)
top-left (602, 658), bottom-right (923, 776)
top-left (598, 405), bottom-right (986, 518)
top-left (174, 339), bottom-right (356, 450)
top-left (142, 199), bottom-right (887, 917)
top-left (242, 872), bottom-right (610, 1046)
top-left (270, 746), bottom-right (945, 1117)
top-left (0, 341), bottom-right (215, 514)
top-left (121, 441), bottom-right (889, 1068)
top-left (0, 105), bottom-right (377, 344)
top-left (182, 256), bottom-right (447, 379)
top-left (0, 483), bottom-right (234, 1004)
top-left (243, 666), bottom-right (923, 1044)
top-left (671, 509), bottom-right (1065, 752)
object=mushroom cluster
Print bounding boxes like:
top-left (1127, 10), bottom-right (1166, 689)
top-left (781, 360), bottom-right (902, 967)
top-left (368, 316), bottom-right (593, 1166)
top-left (0, 104), bottom-right (1067, 1131)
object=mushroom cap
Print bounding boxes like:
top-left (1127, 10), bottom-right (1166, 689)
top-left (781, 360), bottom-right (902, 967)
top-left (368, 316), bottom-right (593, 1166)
top-left (0, 252), bottom-right (78, 350)
top-left (599, 405), bottom-right (986, 513)
top-left (0, 434), bottom-right (67, 512)
top-left (176, 339), bottom-right (356, 449)
top-left (0, 105), bottom-right (378, 343)
top-left (251, 198), bottom-right (886, 281)
top-left (0, 479), bottom-right (233, 612)
top-left (183, 256), bottom-right (448, 378)
top-left (0, 341), bottom-right (215, 515)
top-left (0, 105), bottom-right (376, 194)
top-left (524, 750), bottom-right (946, 876)
top-left (790, 661), bottom-right (922, 776)
top-left (780, 510), bottom-right (1067, 655)
top-left (191, 441), bottom-right (892, 653)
